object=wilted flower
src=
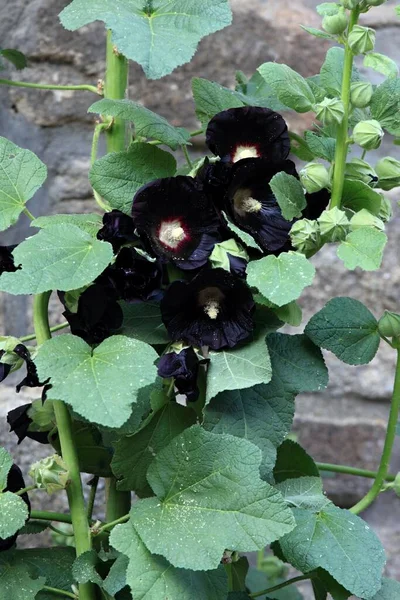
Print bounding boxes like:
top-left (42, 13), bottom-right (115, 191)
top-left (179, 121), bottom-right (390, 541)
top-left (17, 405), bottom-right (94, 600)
top-left (158, 347), bottom-right (202, 402)
top-left (97, 209), bottom-right (137, 253)
top-left (160, 268), bottom-right (255, 351)
top-left (7, 403), bottom-right (51, 445)
top-left (0, 464), bottom-right (30, 552)
top-left (353, 120), bottom-right (384, 150)
top-left (29, 454), bottom-right (69, 495)
top-left (0, 245), bottom-right (18, 275)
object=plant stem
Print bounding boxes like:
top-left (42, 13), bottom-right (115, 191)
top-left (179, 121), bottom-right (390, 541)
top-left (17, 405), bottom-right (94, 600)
top-left (48, 524), bottom-right (75, 537)
top-left (105, 30), bottom-right (128, 154)
top-left (182, 144), bottom-right (193, 169)
top-left (30, 510), bottom-right (73, 524)
top-left (41, 587), bottom-right (77, 600)
top-left (87, 476), bottom-right (99, 521)
top-left (15, 484), bottom-right (37, 496)
top-left (93, 513), bottom-right (130, 536)
top-left (23, 207), bottom-right (35, 221)
top-left (317, 462), bottom-right (396, 482)
top-left (350, 348), bottom-right (400, 514)
top-left (249, 574), bottom-right (311, 599)
top-left (33, 292), bottom-right (95, 600)
top-left (329, 7), bottom-right (360, 209)
top-left (0, 79), bottom-right (100, 94)
top-left (105, 478), bottom-right (131, 524)
top-left (90, 121), bottom-right (111, 211)
top-left (19, 321), bottom-right (69, 342)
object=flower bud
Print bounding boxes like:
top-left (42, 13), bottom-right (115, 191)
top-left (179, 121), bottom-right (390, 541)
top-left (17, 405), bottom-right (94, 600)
top-left (342, 0), bottom-right (362, 8)
top-left (378, 311), bottom-right (400, 339)
top-left (366, 0), bottom-right (387, 6)
top-left (350, 81), bottom-right (373, 108)
top-left (322, 11), bottom-right (348, 34)
top-left (290, 219), bottom-right (321, 255)
top-left (300, 163), bottom-right (331, 194)
top-left (315, 97), bottom-right (345, 125)
top-left (353, 120), bottom-right (384, 150)
top-left (29, 455), bottom-right (69, 495)
top-left (345, 158), bottom-right (378, 187)
top-left (378, 195), bottom-right (392, 223)
top-left (318, 207), bottom-right (350, 242)
top-left (375, 157), bottom-right (400, 191)
top-left (348, 25), bottom-right (376, 55)
top-left (350, 209), bottom-right (384, 231)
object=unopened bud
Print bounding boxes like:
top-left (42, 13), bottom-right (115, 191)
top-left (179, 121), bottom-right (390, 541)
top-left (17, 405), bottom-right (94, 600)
top-left (375, 157), bottom-right (400, 191)
top-left (315, 97), bottom-right (345, 125)
top-left (300, 163), bottom-right (331, 194)
top-left (345, 158), bottom-right (378, 187)
top-left (350, 81), bottom-right (373, 108)
top-left (29, 455), bottom-right (69, 495)
top-left (342, 0), bottom-right (362, 8)
top-left (353, 120), bottom-right (384, 150)
top-left (366, 0), bottom-right (387, 6)
top-left (290, 219), bottom-right (321, 255)
top-left (322, 11), bottom-right (348, 34)
top-left (378, 311), bottom-right (400, 339)
top-left (348, 25), bottom-right (376, 55)
top-left (318, 207), bottom-right (350, 242)
top-left (350, 209), bottom-right (384, 231)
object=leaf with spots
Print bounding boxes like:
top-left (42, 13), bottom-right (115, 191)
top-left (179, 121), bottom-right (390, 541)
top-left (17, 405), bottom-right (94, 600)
top-left (119, 301), bottom-right (169, 345)
top-left (0, 492), bottom-right (29, 539)
top-left (31, 213), bottom-right (103, 237)
top-left (0, 561), bottom-right (45, 600)
top-left (0, 447), bottom-right (13, 491)
top-left (337, 227), bottom-right (387, 272)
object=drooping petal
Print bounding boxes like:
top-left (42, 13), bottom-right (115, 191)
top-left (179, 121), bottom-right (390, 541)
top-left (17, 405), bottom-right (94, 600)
top-left (97, 210), bottom-right (137, 253)
top-left (7, 404), bottom-right (50, 445)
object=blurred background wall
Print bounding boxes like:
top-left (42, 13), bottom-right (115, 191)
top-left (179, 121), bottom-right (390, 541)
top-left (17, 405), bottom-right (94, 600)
top-left (0, 0), bottom-right (399, 587)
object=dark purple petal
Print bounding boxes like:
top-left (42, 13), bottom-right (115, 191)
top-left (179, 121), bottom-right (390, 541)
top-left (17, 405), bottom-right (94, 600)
top-left (97, 209), bottom-right (137, 253)
top-left (0, 464), bottom-right (30, 551)
top-left (102, 247), bottom-right (162, 302)
top-left (13, 344), bottom-right (49, 393)
top-left (158, 347), bottom-right (200, 402)
top-left (196, 158), bottom-right (233, 209)
top-left (0, 351), bottom-right (12, 383)
top-left (303, 188), bottom-right (331, 220)
top-left (227, 253), bottom-right (248, 278)
top-left (0, 245), bottom-right (18, 275)
top-left (7, 404), bottom-right (50, 445)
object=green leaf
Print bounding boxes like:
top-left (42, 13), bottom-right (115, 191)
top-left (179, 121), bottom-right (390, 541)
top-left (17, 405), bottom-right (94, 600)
top-left (35, 334), bottom-right (158, 428)
top-left (274, 301), bottom-right (303, 327)
top-left (0, 224), bottom-right (113, 295)
top-left (267, 333), bottom-right (329, 395)
top-left (370, 78), bottom-right (400, 135)
top-left (320, 47), bottom-right (361, 97)
top-left (280, 504), bottom-right (386, 599)
top-left (304, 132), bottom-right (336, 162)
top-left (247, 252), bottom-right (316, 308)
top-left (337, 227), bottom-right (387, 271)
top-left (0, 492), bottom-right (29, 538)
top-left (316, 2), bottom-right (340, 16)
top-left (103, 554), bottom-right (129, 597)
top-left (370, 578), bottom-right (400, 599)
top-left (130, 426), bottom-right (295, 570)
top-left (269, 173), bottom-right (307, 221)
top-left (0, 447), bottom-right (13, 491)
top-left (301, 26), bottom-right (336, 41)
top-left (312, 569), bottom-right (351, 600)
top-left (0, 561), bottom-right (45, 600)
top-left (206, 333), bottom-right (272, 403)
top-left (227, 557), bottom-right (249, 593)
top-left (364, 53), bottom-right (399, 79)
top-left (0, 49), bottom-right (27, 70)
top-left (257, 63), bottom-right (315, 113)
top-left (0, 136), bottom-right (47, 231)
top-left (31, 213), bottom-right (103, 237)
top-left (110, 519), bottom-right (228, 600)
top-left (112, 402), bottom-right (197, 496)
top-left (119, 301), bottom-right (169, 344)
top-left (224, 214), bottom-right (263, 251)
top-left (60, 0), bottom-right (232, 80)
top-left (236, 72), bottom-right (289, 112)
top-left (72, 550), bottom-right (103, 587)
top-left (305, 297), bottom-right (380, 365)
top-left (89, 99), bottom-right (191, 149)
top-left (90, 143), bottom-right (176, 214)
top-left (192, 78), bottom-right (246, 127)
top-left (19, 520), bottom-right (50, 535)
top-left (274, 440), bottom-right (320, 483)
top-left (341, 180), bottom-right (382, 215)
top-left (203, 378), bottom-right (295, 480)
top-left (246, 568), bottom-right (304, 600)
top-left (275, 476), bottom-right (329, 511)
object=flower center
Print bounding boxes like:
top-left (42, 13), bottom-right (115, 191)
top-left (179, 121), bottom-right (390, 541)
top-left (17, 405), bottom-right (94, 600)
top-left (204, 300), bottom-right (220, 320)
top-left (232, 145), bottom-right (260, 163)
top-left (233, 188), bottom-right (262, 216)
top-left (198, 286), bottom-right (225, 320)
top-left (158, 219), bottom-right (187, 250)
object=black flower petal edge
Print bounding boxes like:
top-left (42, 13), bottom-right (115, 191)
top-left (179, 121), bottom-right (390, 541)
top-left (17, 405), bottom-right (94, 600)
top-left (97, 209), bottom-right (137, 253)
top-left (7, 403), bottom-right (50, 445)
top-left (0, 245), bottom-right (18, 276)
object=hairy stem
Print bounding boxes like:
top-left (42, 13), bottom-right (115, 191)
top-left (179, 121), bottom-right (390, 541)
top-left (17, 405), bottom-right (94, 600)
top-left (317, 462), bottom-right (396, 481)
top-left (41, 587), bottom-right (76, 599)
top-left (249, 574), bottom-right (311, 599)
top-left (329, 7), bottom-right (360, 209)
top-left (182, 144), bottom-right (193, 169)
top-left (33, 292), bottom-right (95, 600)
top-left (30, 510), bottom-right (73, 524)
top-left (0, 79), bottom-right (100, 94)
top-left (350, 348), bottom-right (400, 514)
top-left (105, 30), bottom-right (128, 153)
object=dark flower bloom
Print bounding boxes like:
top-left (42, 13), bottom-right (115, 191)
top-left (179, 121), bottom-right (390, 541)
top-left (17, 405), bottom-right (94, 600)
top-left (97, 209), bottom-right (137, 253)
top-left (206, 107), bottom-right (290, 164)
top-left (0, 351), bottom-right (12, 383)
top-left (131, 176), bottom-right (221, 270)
top-left (227, 254), bottom-right (248, 278)
top-left (161, 268), bottom-right (255, 351)
top-left (0, 464), bottom-right (30, 552)
top-left (0, 245), bottom-right (18, 275)
top-left (196, 158), bottom-right (233, 208)
top-left (13, 344), bottom-right (48, 393)
top-left (7, 404), bottom-right (50, 445)
top-left (302, 188), bottom-right (331, 220)
top-left (158, 347), bottom-right (202, 402)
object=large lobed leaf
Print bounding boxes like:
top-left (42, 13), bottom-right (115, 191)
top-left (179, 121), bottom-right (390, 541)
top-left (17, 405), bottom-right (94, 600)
top-left (257, 63), bottom-right (315, 113)
top-left (337, 227), bottom-right (387, 271)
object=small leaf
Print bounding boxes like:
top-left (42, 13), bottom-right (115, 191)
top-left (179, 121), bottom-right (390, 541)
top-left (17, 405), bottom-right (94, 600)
top-left (274, 301), bottom-right (303, 327)
top-left (275, 476), bottom-right (329, 511)
top-left (0, 225), bottom-right (113, 295)
top-left (316, 3), bottom-right (340, 16)
top-left (341, 180), bottom-right (382, 215)
top-left (257, 63), bottom-right (315, 113)
top-left (274, 439), bottom-right (320, 483)
top-left (192, 78), bottom-right (246, 127)
top-left (370, 78), bottom-right (400, 135)
top-left (337, 227), bottom-right (387, 271)
top-left (0, 136), bottom-right (47, 231)
top-left (320, 47), bottom-right (361, 97)
top-left (119, 301), bottom-right (169, 344)
top-left (312, 569), bottom-right (351, 600)
top-left (371, 578), bottom-right (400, 599)
top-left (60, 0), bottom-right (232, 80)
top-left (305, 297), bottom-right (380, 365)
top-left (304, 132), bottom-right (336, 162)
top-left (0, 49), bottom-right (27, 70)
top-left (224, 215), bottom-right (263, 251)
top-left (364, 53), bottom-right (399, 79)
top-left (269, 172), bottom-right (307, 221)
top-left (32, 213), bottom-right (103, 237)
top-left (89, 99), bottom-right (191, 149)
top-left (0, 492), bottom-right (29, 538)
top-left (247, 252), bottom-right (316, 308)
top-left (102, 554), bottom-right (129, 597)
top-left (90, 143), bottom-right (176, 214)
top-left (0, 447), bottom-right (13, 491)
top-left (35, 334), bottom-right (158, 428)
top-left (301, 26), bottom-right (336, 40)
top-left (19, 520), bottom-right (50, 535)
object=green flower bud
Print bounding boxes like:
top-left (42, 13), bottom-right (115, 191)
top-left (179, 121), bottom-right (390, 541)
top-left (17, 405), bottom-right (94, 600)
top-left (378, 195), bottom-right (392, 223)
top-left (353, 120), bottom-right (384, 150)
top-left (315, 97), bottom-right (345, 125)
top-left (29, 454), bottom-right (70, 495)
top-left (350, 209), bottom-right (384, 231)
top-left (345, 158), bottom-right (378, 187)
top-left (378, 311), bottom-right (400, 339)
top-left (366, 0), bottom-right (387, 6)
top-left (350, 81), bottom-right (373, 108)
top-left (300, 162), bottom-right (331, 193)
top-left (348, 25), bottom-right (376, 55)
top-left (290, 219), bottom-right (321, 255)
top-left (341, 0), bottom-right (362, 8)
top-left (322, 11), bottom-right (348, 34)
top-left (375, 157), bottom-right (400, 191)
top-left (318, 207), bottom-right (350, 242)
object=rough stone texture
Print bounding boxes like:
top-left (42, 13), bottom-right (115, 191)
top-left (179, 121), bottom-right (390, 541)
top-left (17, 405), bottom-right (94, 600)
top-left (1, 0), bottom-right (400, 590)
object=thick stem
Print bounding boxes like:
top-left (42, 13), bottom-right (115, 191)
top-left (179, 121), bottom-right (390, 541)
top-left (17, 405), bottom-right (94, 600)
top-left (317, 462), bottom-right (396, 482)
top-left (105, 30), bottom-right (128, 153)
top-left (105, 478), bottom-right (131, 523)
top-left (350, 348), bottom-right (400, 514)
top-left (249, 574), bottom-right (311, 599)
top-left (0, 79), bottom-right (99, 94)
top-left (90, 122), bottom-right (111, 211)
top-left (329, 8), bottom-right (360, 209)
top-left (33, 293), bottom-right (95, 600)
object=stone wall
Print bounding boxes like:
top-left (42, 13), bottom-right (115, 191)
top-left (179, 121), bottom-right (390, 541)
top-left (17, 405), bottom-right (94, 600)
top-left (1, 0), bottom-right (400, 592)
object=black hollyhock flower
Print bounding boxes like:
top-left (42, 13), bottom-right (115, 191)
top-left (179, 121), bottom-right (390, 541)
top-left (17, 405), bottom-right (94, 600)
top-left (13, 344), bottom-right (49, 393)
top-left (206, 107), bottom-right (290, 164)
top-left (160, 268), bottom-right (255, 351)
top-left (227, 254), bottom-right (248, 278)
top-left (0, 351), bottom-right (12, 383)
top-left (7, 404), bottom-right (50, 445)
top-left (0, 464), bottom-right (30, 552)
top-left (102, 247), bottom-right (162, 303)
top-left (158, 347), bottom-right (202, 402)
top-left (97, 210), bottom-right (137, 253)
top-left (196, 158), bottom-right (233, 209)
top-left (224, 158), bottom-right (298, 253)
top-left (303, 188), bottom-right (331, 220)
top-left (0, 245), bottom-right (18, 275)
top-left (131, 176), bottom-right (222, 270)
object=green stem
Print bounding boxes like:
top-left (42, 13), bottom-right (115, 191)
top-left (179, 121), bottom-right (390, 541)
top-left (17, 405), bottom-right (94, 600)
top-left (87, 476), bottom-right (99, 521)
top-left (249, 575), bottom-right (311, 599)
top-left (189, 128), bottom-right (204, 138)
top-left (105, 30), bottom-right (128, 153)
top-left (90, 121), bottom-right (111, 211)
top-left (182, 144), bottom-right (193, 169)
top-left (15, 485), bottom-right (37, 496)
top-left (317, 462), bottom-right (396, 482)
top-left (105, 478), bottom-right (131, 524)
top-left (41, 587), bottom-right (76, 600)
top-left (33, 293), bottom-right (95, 600)
top-left (0, 78), bottom-right (100, 94)
top-left (23, 207), bottom-right (35, 221)
top-left (93, 513), bottom-right (130, 536)
top-left (350, 348), bottom-right (400, 514)
top-left (329, 7), bottom-right (360, 209)
top-left (30, 510), bottom-right (73, 524)
top-left (48, 524), bottom-right (75, 537)
top-left (19, 321), bottom-right (69, 343)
